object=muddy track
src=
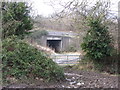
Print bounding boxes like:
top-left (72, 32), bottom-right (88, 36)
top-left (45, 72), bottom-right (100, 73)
top-left (64, 68), bottom-right (119, 88)
top-left (3, 67), bottom-right (119, 89)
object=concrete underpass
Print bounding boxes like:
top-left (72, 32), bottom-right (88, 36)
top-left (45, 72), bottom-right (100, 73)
top-left (47, 39), bottom-right (62, 52)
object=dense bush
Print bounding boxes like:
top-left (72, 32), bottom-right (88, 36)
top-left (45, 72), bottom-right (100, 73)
top-left (79, 17), bottom-right (119, 74)
top-left (2, 36), bottom-right (65, 82)
top-left (2, 2), bottom-right (33, 39)
top-left (81, 17), bottom-right (113, 60)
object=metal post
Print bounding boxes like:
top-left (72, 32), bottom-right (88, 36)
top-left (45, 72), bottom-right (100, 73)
top-left (67, 55), bottom-right (68, 65)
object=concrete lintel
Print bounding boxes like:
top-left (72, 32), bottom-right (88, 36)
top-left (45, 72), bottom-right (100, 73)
top-left (47, 37), bottom-right (62, 40)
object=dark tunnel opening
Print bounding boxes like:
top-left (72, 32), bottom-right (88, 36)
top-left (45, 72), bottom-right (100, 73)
top-left (47, 40), bottom-right (61, 52)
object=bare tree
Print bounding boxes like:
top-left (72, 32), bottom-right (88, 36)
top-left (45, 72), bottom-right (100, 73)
top-left (48, 0), bottom-right (117, 48)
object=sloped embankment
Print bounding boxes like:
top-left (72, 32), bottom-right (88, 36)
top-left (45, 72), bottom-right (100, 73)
top-left (2, 37), bottom-right (65, 86)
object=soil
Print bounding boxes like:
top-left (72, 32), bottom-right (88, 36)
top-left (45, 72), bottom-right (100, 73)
top-left (2, 67), bottom-right (119, 89)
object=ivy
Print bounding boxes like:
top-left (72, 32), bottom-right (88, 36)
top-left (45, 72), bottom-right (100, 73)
top-left (2, 36), bottom-right (65, 82)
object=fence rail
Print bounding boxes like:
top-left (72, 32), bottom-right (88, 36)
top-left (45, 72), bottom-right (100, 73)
top-left (50, 54), bottom-right (81, 66)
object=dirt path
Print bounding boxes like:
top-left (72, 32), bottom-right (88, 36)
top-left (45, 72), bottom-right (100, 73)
top-left (3, 67), bottom-right (119, 89)
top-left (64, 67), bottom-right (119, 88)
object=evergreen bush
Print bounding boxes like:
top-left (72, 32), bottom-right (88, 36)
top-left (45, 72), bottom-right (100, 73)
top-left (81, 17), bottom-right (113, 60)
top-left (2, 36), bottom-right (65, 82)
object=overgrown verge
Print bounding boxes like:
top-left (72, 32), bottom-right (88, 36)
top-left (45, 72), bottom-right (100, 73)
top-left (2, 36), bottom-right (65, 84)
top-left (76, 50), bottom-right (119, 75)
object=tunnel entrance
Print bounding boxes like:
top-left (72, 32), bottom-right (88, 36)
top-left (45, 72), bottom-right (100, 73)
top-left (47, 40), bottom-right (61, 52)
